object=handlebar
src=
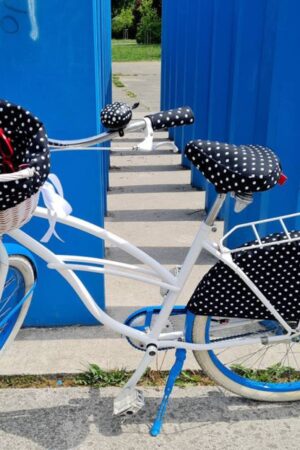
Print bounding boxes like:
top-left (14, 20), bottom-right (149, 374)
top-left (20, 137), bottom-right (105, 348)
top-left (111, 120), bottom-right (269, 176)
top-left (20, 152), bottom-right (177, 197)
top-left (48, 119), bottom-right (146, 149)
top-left (48, 105), bottom-right (194, 150)
top-left (145, 106), bottom-right (194, 131)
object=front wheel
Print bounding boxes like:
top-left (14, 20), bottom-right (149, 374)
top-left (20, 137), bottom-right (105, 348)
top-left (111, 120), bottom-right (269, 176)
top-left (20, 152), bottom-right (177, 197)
top-left (191, 315), bottom-right (300, 401)
top-left (0, 255), bottom-right (36, 354)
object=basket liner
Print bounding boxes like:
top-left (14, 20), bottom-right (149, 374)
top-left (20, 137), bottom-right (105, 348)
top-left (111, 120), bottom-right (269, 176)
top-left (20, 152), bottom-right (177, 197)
top-left (0, 99), bottom-right (50, 212)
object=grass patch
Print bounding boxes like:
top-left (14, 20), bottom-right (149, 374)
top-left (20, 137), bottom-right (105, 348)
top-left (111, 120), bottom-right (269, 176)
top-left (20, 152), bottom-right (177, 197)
top-left (2, 363), bottom-right (298, 389)
top-left (76, 364), bottom-right (129, 387)
top-left (112, 39), bottom-right (161, 62)
top-left (232, 363), bottom-right (300, 383)
top-left (126, 90), bottom-right (137, 98)
top-left (112, 73), bottom-right (125, 88)
top-left (112, 73), bottom-right (138, 98)
top-left (76, 365), bottom-right (214, 388)
top-left (0, 374), bottom-right (79, 389)
top-left (0, 365), bottom-right (214, 389)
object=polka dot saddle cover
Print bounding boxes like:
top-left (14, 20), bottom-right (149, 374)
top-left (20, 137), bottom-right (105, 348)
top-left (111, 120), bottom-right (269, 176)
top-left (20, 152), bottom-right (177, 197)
top-left (187, 231), bottom-right (300, 322)
top-left (185, 140), bottom-right (282, 194)
top-left (0, 99), bottom-right (50, 211)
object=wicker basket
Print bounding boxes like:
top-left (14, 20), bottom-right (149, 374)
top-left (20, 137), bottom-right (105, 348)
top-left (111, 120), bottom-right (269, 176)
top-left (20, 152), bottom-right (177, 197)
top-left (0, 192), bottom-right (39, 235)
top-left (0, 99), bottom-right (50, 234)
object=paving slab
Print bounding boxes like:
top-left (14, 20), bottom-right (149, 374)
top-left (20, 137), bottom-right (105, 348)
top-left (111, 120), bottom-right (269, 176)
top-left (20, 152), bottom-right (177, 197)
top-left (112, 61), bottom-right (161, 112)
top-left (0, 386), bottom-right (300, 450)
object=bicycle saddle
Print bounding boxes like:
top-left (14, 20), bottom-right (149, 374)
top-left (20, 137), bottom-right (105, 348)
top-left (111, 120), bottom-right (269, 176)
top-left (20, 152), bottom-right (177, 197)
top-left (185, 140), bottom-right (282, 194)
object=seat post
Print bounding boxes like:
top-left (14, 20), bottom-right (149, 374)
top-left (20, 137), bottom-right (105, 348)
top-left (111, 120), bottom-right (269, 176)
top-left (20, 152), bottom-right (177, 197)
top-left (205, 193), bottom-right (227, 227)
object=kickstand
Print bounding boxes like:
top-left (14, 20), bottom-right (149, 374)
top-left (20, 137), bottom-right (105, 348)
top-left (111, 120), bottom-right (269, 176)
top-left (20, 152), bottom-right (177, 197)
top-left (150, 348), bottom-right (186, 437)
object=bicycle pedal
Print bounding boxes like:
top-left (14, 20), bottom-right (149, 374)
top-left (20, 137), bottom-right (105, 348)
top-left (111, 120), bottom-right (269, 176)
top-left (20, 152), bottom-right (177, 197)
top-left (113, 388), bottom-right (145, 417)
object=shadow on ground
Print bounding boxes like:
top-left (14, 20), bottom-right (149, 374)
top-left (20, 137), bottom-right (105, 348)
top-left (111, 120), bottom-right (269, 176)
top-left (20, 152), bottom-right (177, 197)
top-left (0, 388), bottom-right (300, 449)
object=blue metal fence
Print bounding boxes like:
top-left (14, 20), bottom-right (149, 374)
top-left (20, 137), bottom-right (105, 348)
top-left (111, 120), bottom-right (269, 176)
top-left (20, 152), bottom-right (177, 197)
top-left (0, 0), bottom-right (112, 326)
top-left (161, 0), bottom-right (300, 244)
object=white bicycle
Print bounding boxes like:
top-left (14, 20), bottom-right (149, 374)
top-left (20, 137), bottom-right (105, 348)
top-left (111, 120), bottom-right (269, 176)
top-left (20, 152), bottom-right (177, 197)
top-left (0, 99), bottom-right (299, 437)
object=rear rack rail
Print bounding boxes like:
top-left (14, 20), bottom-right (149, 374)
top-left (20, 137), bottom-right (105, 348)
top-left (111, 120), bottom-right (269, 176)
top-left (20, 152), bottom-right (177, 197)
top-left (219, 212), bottom-right (300, 254)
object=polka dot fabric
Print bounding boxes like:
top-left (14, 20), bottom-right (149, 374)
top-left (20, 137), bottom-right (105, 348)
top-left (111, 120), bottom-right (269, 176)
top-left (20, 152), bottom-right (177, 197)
top-left (101, 102), bottom-right (132, 131)
top-left (187, 231), bottom-right (300, 322)
top-left (146, 106), bottom-right (194, 131)
top-left (185, 140), bottom-right (282, 194)
top-left (0, 99), bottom-right (50, 211)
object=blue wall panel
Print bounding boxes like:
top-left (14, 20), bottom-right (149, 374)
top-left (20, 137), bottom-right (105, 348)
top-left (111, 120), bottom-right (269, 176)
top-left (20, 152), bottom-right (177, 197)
top-left (0, 0), bottom-right (112, 325)
top-left (161, 0), bottom-right (300, 243)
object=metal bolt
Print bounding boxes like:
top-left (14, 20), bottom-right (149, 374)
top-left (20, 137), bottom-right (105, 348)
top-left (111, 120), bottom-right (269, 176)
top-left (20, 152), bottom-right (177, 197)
top-left (261, 336), bottom-right (269, 345)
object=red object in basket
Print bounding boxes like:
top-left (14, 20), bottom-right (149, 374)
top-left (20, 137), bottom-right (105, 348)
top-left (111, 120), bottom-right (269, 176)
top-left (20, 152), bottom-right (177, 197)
top-left (0, 128), bottom-right (15, 173)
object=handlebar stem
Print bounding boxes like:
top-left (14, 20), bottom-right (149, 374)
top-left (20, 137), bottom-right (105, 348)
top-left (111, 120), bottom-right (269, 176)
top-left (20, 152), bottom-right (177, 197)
top-left (134, 117), bottom-right (154, 152)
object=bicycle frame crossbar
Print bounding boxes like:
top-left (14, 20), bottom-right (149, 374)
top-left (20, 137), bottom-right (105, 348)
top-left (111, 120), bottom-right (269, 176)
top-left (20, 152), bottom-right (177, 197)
top-left (47, 257), bottom-right (180, 292)
top-left (220, 211), bottom-right (300, 253)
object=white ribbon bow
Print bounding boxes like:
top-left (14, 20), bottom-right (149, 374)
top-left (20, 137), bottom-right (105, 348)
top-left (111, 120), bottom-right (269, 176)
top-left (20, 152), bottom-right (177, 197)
top-left (40, 173), bottom-right (72, 243)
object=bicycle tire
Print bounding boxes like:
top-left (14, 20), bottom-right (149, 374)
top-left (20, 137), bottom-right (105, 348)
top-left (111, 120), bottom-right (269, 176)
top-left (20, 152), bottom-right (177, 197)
top-left (191, 315), bottom-right (300, 401)
top-left (0, 255), bottom-right (36, 354)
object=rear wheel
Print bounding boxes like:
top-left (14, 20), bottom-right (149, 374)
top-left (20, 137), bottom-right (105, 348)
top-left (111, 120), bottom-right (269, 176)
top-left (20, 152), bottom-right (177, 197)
top-left (0, 255), bottom-right (36, 354)
top-left (192, 315), bottom-right (300, 401)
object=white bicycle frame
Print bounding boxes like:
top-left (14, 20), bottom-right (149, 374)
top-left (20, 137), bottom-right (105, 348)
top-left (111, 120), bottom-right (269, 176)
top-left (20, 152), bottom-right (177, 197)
top-left (0, 118), bottom-right (299, 391)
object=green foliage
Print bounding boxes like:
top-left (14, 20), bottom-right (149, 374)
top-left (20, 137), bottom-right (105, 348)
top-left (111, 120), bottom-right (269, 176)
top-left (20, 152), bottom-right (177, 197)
top-left (112, 6), bottom-right (134, 39)
top-left (76, 364), bottom-right (130, 387)
top-left (231, 363), bottom-right (300, 382)
top-left (112, 0), bottom-right (135, 17)
top-left (112, 39), bottom-right (161, 62)
top-left (136, 0), bottom-right (161, 44)
top-left (1, 364), bottom-right (300, 389)
top-left (112, 73), bottom-right (125, 88)
top-left (75, 364), bottom-right (214, 388)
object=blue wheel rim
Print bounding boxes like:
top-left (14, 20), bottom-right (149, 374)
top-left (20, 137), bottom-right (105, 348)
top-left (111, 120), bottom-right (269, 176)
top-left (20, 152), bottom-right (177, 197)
top-left (0, 267), bottom-right (25, 350)
top-left (205, 318), bottom-right (300, 393)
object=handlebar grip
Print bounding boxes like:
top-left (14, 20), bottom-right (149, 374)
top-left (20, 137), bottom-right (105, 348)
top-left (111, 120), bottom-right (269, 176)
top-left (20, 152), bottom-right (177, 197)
top-left (145, 106), bottom-right (194, 130)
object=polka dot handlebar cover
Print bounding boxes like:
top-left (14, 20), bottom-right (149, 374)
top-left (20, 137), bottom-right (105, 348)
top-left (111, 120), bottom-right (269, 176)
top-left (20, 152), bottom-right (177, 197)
top-left (145, 106), bottom-right (194, 131)
top-left (0, 99), bottom-right (50, 211)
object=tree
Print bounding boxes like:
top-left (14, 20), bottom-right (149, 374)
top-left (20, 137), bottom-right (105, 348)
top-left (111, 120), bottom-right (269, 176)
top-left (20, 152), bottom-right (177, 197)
top-left (111, 0), bottom-right (135, 17)
top-left (136, 0), bottom-right (161, 44)
top-left (152, 0), bottom-right (162, 16)
top-left (112, 6), bottom-right (134, 39)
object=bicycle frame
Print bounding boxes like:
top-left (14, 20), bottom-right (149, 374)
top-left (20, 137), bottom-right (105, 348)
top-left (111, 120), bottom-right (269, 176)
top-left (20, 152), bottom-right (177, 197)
top-left (2, 196), bottom-right (296, 357)
top-left (0, 118), bottom-right (297, 392)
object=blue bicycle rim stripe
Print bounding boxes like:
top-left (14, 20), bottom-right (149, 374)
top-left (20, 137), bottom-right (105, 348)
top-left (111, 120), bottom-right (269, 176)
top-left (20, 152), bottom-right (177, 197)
top-left (185, 311), bottom-right (300, 393)
top-left (205, 319), bottom-right (300, 393)
top-left (0, 281), bottom-right (36, 329)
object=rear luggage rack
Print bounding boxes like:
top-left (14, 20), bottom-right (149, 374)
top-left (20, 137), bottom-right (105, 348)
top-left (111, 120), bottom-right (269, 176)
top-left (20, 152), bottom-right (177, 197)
top-left (219, 212), bottom-right (300, 254)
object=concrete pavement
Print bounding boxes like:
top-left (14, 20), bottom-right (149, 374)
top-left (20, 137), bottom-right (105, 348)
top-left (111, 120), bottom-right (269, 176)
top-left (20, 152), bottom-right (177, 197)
top-left (1, 386), bottom-right (300, 449)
